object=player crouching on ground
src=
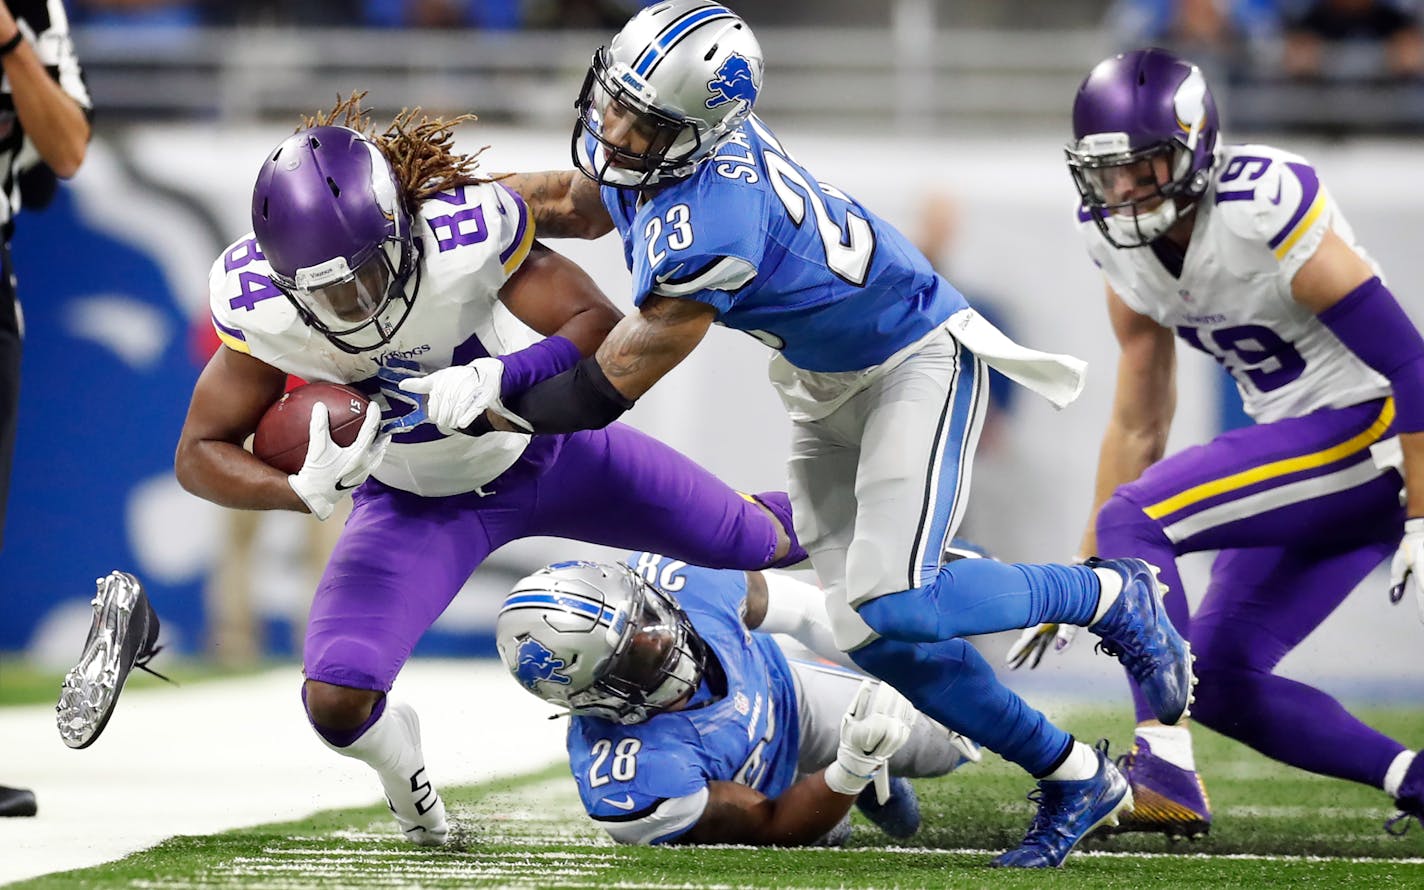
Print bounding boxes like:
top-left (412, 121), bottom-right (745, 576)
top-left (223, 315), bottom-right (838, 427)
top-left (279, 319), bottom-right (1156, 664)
top-left (496, 551), bottom-right (980, 846)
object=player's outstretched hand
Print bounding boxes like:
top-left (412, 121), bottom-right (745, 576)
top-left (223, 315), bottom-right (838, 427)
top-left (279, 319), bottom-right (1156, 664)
top-left (1006, 622), bottom-right (1079, 669)
top-left (400, 358), bottom-right (509, 434)
top-left (825, 680), bottom-right (916, 803)
top-left (288, 402), bottom-right (388, 520)
top-left (1388, 517), bottom-right (1424, 624)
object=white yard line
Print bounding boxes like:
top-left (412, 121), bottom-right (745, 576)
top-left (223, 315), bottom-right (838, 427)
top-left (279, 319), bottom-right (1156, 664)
top-left (0, 660), bottom-right (566, 886)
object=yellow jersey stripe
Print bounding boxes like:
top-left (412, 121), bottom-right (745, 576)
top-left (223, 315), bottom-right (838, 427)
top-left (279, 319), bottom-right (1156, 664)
top-left (501, 208), bottom-right (536, 277)
top-left (214, 327), bottom-right (251, 354)
top-left (1144, 398), bottom-right (1394, 520)
top-left (1272, 192), bottom-right (1327, 261)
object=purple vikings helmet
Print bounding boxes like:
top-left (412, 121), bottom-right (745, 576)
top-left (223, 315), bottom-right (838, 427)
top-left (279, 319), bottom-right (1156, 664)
top-left (1066, 48), bottom-right (1220, 248)
top-left (252, 126), bottom-right (421, 353)
top-left (572, 1), bottom-right (764, 190)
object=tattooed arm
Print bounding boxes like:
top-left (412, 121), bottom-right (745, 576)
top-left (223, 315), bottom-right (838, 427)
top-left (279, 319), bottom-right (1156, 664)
top-left (595, 295), bottom-right (718, 399)
top-left (485, 295), bottom-right (716, 435)
top-left (499, 170), bottom-right (615, 239)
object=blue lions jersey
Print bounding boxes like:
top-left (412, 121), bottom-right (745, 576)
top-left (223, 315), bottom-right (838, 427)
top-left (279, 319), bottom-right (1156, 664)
top-left (565, 552), bottom-right (801, 845)
top-left (594, 117), bottom-right (969, 373)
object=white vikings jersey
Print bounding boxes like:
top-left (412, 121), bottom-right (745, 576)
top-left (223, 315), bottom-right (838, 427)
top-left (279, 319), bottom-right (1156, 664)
top-left (1079, 143), bottom-right (1389, 424)
top-left (208, 181), bottom-right (540, 497)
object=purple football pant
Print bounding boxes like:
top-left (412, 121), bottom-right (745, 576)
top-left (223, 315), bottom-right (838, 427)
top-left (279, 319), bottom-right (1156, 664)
top-left (1096, 397), bottom-right (1406, 789)
top-left (304, 422), bottom-right (799, 692)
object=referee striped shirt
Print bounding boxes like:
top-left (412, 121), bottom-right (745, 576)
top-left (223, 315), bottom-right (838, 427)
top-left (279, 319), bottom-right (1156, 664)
top-left (1, 0), bottom-right (90, 234)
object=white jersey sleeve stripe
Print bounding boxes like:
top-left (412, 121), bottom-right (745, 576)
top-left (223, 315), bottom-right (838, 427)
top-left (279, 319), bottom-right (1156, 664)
top-left (597, 787), bottom-right (709, 846)
top-left (653, 256), bottom-right (757, 298)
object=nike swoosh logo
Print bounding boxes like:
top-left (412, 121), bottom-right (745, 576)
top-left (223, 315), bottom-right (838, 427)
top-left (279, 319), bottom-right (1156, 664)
top-left (604, 794), bottom-right (637, 811)
top-left (335, 479), bottom-right (361, 491)
top-left (1269, 180), bottom-right (1283, 205)
top-left (654, 263), bottom-right (686, 285)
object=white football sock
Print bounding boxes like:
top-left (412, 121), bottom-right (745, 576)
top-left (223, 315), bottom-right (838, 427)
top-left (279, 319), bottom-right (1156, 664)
top-left (1090, 567), bottom-right (1124, 625)
top-left (1384, 750), bottom-right (1416, 798)
top-left (1044, 740), bottom-right (1099, 782)
top-left (1136, 724), bottom-right (1196, 772)
top-left (316, 699), bottom-right (448, 846)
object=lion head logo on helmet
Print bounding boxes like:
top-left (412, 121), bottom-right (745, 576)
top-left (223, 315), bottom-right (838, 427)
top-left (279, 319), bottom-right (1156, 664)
top-left (514, 636), bottom-right (572, 691)
top-left (706, 53), bottom-right (758, 110)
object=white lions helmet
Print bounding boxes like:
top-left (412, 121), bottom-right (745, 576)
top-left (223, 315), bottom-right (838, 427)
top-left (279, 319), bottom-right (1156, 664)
top-left (495, 561), bottom-right (707, 724)
top-left (572, 1), bottom-right (764, 189)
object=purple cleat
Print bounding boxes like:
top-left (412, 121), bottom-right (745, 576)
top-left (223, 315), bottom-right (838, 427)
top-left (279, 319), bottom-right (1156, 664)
top-left (1386, 752), bottom-right (1424, 836)
top-left (1099, 738), bottom-right (1212, 839)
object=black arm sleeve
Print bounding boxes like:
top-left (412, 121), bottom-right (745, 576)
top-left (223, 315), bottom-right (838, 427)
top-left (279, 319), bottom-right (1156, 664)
top-left (461, 355), bottom-right (636, 436)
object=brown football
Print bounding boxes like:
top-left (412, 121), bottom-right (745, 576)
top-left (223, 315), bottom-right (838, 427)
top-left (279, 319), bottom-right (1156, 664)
top-left (253, 382), bottom-right (372, 475)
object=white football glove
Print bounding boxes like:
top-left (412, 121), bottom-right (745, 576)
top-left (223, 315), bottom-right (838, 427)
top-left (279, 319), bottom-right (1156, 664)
top-left (398, 358), bottom-right (528, 434)
top-left (1006, 623), bottom-right (1079, 670)
top-left (948, 730), bottom-right (982, 768)
top-left (288, 402), bottom-right (388, 521)
top-left (824, 679), bottom-right (916, 803)
top-left (1388, 517), bottom-right (1424, 624)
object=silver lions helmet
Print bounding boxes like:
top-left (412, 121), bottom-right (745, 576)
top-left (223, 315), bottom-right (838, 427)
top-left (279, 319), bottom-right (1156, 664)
top-left (572, 1), bottom-right (764, 190)
top-left (496, 561), bottom-right (707, 724)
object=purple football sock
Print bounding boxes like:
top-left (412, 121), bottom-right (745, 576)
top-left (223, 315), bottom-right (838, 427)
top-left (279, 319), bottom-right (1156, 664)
top-left (1193, 667), bottom-right (1405, 788)
top-left (1190, 540), bottom-right (1407, 789)
top-left (752, 490), bottom-right (808, 568)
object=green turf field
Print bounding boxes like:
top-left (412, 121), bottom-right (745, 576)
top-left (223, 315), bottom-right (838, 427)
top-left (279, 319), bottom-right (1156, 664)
top-left (9, 705), bottom-right (1423, 889)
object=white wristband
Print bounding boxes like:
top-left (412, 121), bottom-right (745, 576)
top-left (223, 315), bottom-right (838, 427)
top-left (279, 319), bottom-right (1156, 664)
top-left (824, 760), bottom-right (874, 796)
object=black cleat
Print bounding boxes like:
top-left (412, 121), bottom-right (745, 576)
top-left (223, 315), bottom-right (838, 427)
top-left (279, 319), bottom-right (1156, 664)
top-left (56, 571), bottom-right (170, 749)
top-left (0, 785), bottom-right (37, 817)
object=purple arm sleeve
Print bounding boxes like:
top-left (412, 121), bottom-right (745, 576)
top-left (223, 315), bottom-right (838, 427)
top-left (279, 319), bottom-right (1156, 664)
top-left (499, 335), bottom-right (582, 400)
top-left (1317, 276), bottom-right (1424, 432)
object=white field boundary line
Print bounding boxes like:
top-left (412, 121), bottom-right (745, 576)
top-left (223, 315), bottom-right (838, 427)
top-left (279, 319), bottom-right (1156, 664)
top-left (0, 660), bottom-right (567, 886)
top-left (119, 845), bottom-right (1424, 890)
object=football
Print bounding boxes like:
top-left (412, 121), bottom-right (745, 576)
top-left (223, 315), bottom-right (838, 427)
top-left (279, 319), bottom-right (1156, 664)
top-left (253, 382), bottom-right (371, 475)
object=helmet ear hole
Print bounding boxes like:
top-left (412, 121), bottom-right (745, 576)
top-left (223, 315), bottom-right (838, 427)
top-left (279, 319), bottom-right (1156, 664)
top-left (326, 177), bottom-right (341, 198)
top-left (260, 197), bottom-right (269, 220)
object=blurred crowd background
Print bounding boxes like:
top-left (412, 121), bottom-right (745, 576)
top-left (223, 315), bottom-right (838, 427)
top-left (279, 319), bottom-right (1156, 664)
top-left (64, 0), bottom-right (1424, 133)
top-left (1, 0), bottom-right (1421, 694)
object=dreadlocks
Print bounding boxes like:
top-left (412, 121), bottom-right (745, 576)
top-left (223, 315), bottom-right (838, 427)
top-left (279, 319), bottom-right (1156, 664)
top-left (303, 92), bottom-right (490, 213)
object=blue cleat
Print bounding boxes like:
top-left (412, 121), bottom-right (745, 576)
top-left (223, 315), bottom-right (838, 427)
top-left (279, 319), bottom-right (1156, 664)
top-left (991, 741), bottom-right (1133, 868)
top-left (856, 777), bottom-right (921, 839)
top-left (1085, 557), bottom-right (1195, 725)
